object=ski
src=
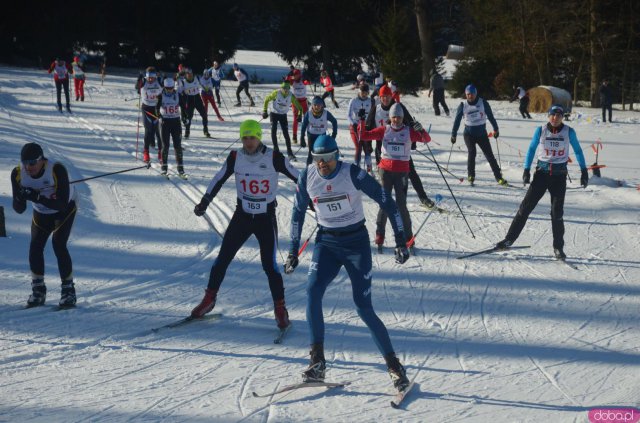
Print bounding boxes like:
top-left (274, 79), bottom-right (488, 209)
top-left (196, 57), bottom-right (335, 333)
top-left (177, 173), bottom-right (189, 180)
top-left (53, 304), bottom-right (77, 311)
top-left (273, 324), bottom-right (291, 344)
top-left (557, 258), bottom-right (579, 270)
top-left (251, 381), bottom-right (351, 398)
top-left (151, 313), bottom-right (222, 333)
top-left (457, 245), bottom-right (531, 259)
top-left (390, 381), bottom-right (415, 409)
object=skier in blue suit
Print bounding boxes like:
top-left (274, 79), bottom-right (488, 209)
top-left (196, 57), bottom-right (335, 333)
top-left (285, 134), bottom-right (411, 392)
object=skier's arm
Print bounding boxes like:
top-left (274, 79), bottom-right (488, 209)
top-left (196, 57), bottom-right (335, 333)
top-left (351, 165), bottom-right (405, 246)
top-left (327, 112), bottom-right (338, 138)
top-left (273, 150), bottom-right (300, 182)
top-left (291, 96), bottom-right (303, 115)
top-left (263, 90), bottom-right (277, 112)
top-left (11, 167), bottom-right (26, 214)
top-left (451, 102), bottom-right (464, 136)
top-left (409, 127), bottom-right (431, 143)
top-left (484, 100), bottom-right (499, 133)
top-left (365, 102), bottom-right (377, 129)
top-left (568, 128), bottom-right (587, 169)
top-left (202, 151), bottom-right (236, 201)
top-left (358, 122), bottom-right (386, 142)
top-left (300, 113), bottom-right (309, 139)
top-left (524, 126), bottom-right (542, 170)
top-left (346, 99), bottom-right (357, 125)
top-left (289, 168), bottom-right (311, 255)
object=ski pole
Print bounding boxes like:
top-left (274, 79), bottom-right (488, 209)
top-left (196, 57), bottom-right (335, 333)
top-left (135, 93), bottom-right (141, 160)
top-left (423, 143), bottom-right (475, 238)
top-left (144, 109), bottom-right (159, 120)
top-left (69, 164), bottom-right (151, 185)
top-left (298, 225), bottom-right (318, 256)
top-left (406, 194), bottom-right (443, 248)
top-left (446, 143), bottom-right (454, 169)
top-left (414, 149), bottom-right (464, 182)
top-left (495, 137), bottom-right (502, 168)
top-left (219, 82), bottom-right (234, 121)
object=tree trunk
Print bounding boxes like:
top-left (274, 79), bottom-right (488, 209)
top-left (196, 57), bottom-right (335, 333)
top-left (414, 0), bottom-right (433, 88)
top-left (589, 0), bottom-right (599, 107)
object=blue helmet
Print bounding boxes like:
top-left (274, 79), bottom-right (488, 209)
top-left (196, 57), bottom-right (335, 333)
top-left (465, 84), bottom-right (477, 95)
top-left (548, 104), bottom-right (564, 115)
top-left (311, 96), bottom-right (325, 107)
top-left (312, 135), bottom-right (339, 160)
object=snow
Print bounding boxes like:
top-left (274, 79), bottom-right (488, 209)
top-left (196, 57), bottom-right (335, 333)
top-left (1, 58), bottom-right (639, 423)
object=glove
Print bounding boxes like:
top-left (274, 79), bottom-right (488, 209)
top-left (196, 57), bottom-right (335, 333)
top-left (493, 130), bottom-right (499, 139)
top-left (284, 254), bottom-right (299, 274)
top-left (20, 187), bottom-right (40, 202)
top-left (522, 169), bottom-right (531, 185)
top-left (394, 246), bottom-right (410, 264)
top-left (357, 108), bottom-right (366, 119)
top-left (262, 111), bottom-right (269, 119)
top-left (194, 198), bottom-right (210, 216)
top-left (307, 200), bottom-right (315, 212)
top-left (296, 114), bottom-right (302, 122)
top-left (580, 168), bottom-right (589, 188)
top-left (451, 136), bottom-right (456, 145)
top-left (412, 121), bottom-right (423, 132)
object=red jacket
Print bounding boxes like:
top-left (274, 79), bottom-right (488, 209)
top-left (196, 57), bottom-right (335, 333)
top-left (358, 122), bottom-right (430, 172)
top-left (48, 61), bottom-right (72, 82)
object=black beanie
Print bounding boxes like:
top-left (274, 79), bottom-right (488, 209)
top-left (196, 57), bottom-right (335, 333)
top-left (21, 143), bottom-right (44, 162)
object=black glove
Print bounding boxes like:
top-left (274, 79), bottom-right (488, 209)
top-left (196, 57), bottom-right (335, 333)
top-left (493, 130), bottom-right (499, 139)
top-left (523, 169), bottom-right (531, 185)
top-left (395, 246), bottom-right (410, 264)
top-left (451, 136), bottom-right (456, 144)
top-left (284, 254), bottom-right (298, 274)
top-left (412, 121), bottom-right (423, 132)
top-left (20, 187), bottom-right (40, 202)
top-left (357, 108), bottom-right (366, 119)
top-left (307, 200), bottom-right (315, 212)
top-left (296, 114), bottom-right (302, 122)
top-left (262, 111), bottom-right (269, 119)
top-left (580, 168), bottom-right (589, 188)
top-left (194, 198), bottom-right (210, 216)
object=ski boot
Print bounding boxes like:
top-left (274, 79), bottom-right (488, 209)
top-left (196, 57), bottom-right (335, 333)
top-left (287, 150), bottom-right (296, 162)
top-left (234, 102), bottom-right (241, 107)
top-left (203, 129), bottom-right (211, 138)
top-left (467, 176), bottom-right (475, 186)
top-left (26, 279), bottom-right (46, 308)
top-left (58, 104), bottom-right (63, 112)
top-left (66, 104), bottom-right (72, 113)
top-left (375, 233), bottom-right (384, 253)
top-left (274, 299), bottom-right (291, 329)
top-left (554, 248), bottom-right (566, 260)
top-left (177, 164), bottom-right (187, 179)
top-left (419, 197), bottom-right (435, 209)
top-left (249, 99), bottom-right (256, 107)
top-left (302, 343), bottom-right (326, 382)
top-left (81, 95), bottom-right (84, 102)
top-left (184, 128), bottom-right (190, 139)
top-left (191, 288), bottom-right (218, 318)
top-left (385, 352), bottom-right (410, 391)
top-left (160, 164), bottom-right (168, 177)
top-left (495, 239), bottom-right (513, 250)
top-left (143, 149), bottom-right (150, 163)
top-left (157, 150), bottom-right (163, 164)
top-left (59, 281), bottom-right (76, 308)
top-left (497, 178), bottom-right (509, 186)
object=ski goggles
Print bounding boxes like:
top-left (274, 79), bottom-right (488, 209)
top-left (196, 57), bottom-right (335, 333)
top-left (311, 151), bottom-right (337, 163)
top-left (22, 156), bottom-right (42, 166)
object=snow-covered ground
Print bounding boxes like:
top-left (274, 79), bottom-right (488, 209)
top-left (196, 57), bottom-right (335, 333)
top-left (1, 61), bottom-right (639, 423)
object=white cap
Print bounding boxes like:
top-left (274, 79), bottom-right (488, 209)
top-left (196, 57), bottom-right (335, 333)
top-left (164, 78), bottom-right (175, 88)
top-left (389, 103), bottom-right (404, 118)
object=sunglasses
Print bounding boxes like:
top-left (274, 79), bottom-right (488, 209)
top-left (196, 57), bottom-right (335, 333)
top-left (23, 158), bottom-right (41, 166)
top-left (311, 151), bottom-right (337, 163)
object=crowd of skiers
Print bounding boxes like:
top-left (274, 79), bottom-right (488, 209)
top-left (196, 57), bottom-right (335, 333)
top-left (10, 57), bottom-right (590, 395)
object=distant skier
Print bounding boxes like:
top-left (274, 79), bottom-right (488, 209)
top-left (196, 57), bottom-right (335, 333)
top-left (599, 79), bottom-right (613, 123)
top-left (495, 105), bottom-right (588, 259)
top-left (232, 63), bottom-right (255, 107)
top-left (71, 56), bottom-right (86, 102)
top-left (262, 81), bottom-right (302, 159)
top-left (510, 85), bottom-right (532, 119)
top-left (451, 84), bottom-right (507, 186)
top-left (139, 67), bottom-right (164, 163)
top-left (208, 61), bottom-right (224, 106)
top-left (428, 70), bottom-right (449, 116)
top-left (10, 142), bottom-right (78, 308)
top-left (347, 83), bottom-right (373, 172)
top-left (319, 70), bottom-right (339, 108)
top-left (156, 78), bottom-right (186, 177)
top-left (48, 58), bottom-right (72, 112)
top-left (191, 120), bottom-right (299, 331)
top-left (284, 134), bottom-right (411, 391)
top-left (300, 96), bottom-right (338, 164)
top-left (200, 69), bottom-right (225, 123)
top-left (286, 69), bottom-right (311, 143)
top-left (178, 68), bottom-right (209, 138)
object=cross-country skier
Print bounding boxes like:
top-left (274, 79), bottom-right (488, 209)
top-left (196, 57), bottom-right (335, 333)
top-left (209, 61), bottom-right (224, 105)
top-left (359, 104), bottom-right (431, 251)
top-left (319, 70), bottom-right (339, 108)
top-left (286, 69), bottom-right (311, 144)
top-left (48, 58), bottom-right (72, 112)
top-left (284, 134), bottom-right (411, 391)
top-left (262, 81), bottom-right (303, 159)
top-left (232, 63), bottom-right (255, 107)
top-left (495, 105), bottom-right (588, 259)
top-left (156, 78), bottom-right (185, 177)
top-left (428, 70), bottom-right (449, 117)
top-left (200, 69), bottom-right (224, 122)
top-left (451, 84), bottom-right (507, 186)
top-left (139, 67), bottom-right (163, 163)
top-left (300, 96), bottom-right (338, 164)
top-left (510, 86), bottom-right (532, 119)
top-left (347, 83), bottom-right (373, 172)
top-left (10, 142), bottom-right (78, 308)
top-left (190, 120), bottom-right (299, 330)
top-left (178, 68), bottom-right (209, 138)
top-left (71, 56), bottom-right (86, 102)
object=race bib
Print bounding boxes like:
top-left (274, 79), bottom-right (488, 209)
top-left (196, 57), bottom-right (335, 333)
top-left (386, 142), bottom-right (407, 157)
top-left (315, 194), bottom-right (353, 218)
top-left (241, 195), bottom-right (267, 214)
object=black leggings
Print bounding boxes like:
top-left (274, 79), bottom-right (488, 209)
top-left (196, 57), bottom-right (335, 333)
top-left (270, 112), bottom-right (292, 152)
top-left (142, 104), bottom-right (161, 150)
top-left (463, 133), bottom-right (502, 181)
top-left (207, 207), bottom-right (285, 301)
top-left (30, 201), bottom-right (77, 281)
top-left (184, 95), bottom-right (208, 131)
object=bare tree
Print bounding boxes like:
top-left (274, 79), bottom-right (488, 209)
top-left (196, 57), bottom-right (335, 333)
top-left (414, 0), bottom-right (434, 87)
